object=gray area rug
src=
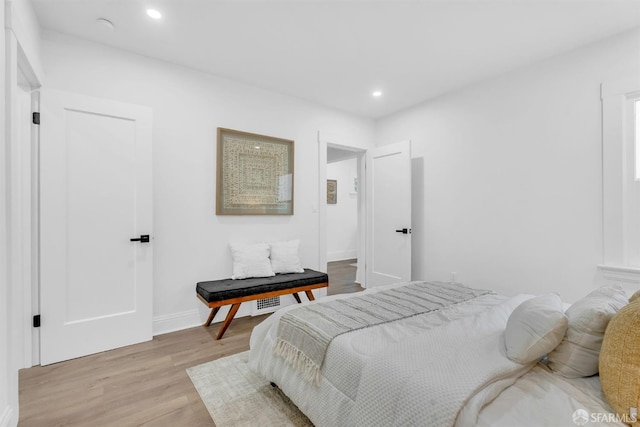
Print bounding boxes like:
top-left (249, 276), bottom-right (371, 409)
top-left (187, 351), bottom-right (313, 426)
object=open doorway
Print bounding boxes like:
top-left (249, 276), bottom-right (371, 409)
top-left (318, 138), bottom-right (413, 293)
top-left (321, 143), bottom-right (365, 295)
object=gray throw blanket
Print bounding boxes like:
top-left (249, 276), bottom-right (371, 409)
top-left (273, 281), bottom-right (491, 384)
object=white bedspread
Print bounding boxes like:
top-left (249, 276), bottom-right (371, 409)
top-left (249, 282), bottom-right (513, 426)
top-left (248, 282), bottom-right (625, 426)
top-left (476, 364), bottom-right (626, 427)
top-left (274, 281), bottom-right (490, 385)
top-left (351, 295), bottom-right (533, 427)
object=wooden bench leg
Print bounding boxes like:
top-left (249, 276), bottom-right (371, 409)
top-left (305, 290), bottom-right (315, 301)
top-left (293, 293), bottom-right (302, 303)
top-left (216, 303), bottom-right (241, 340)
top-left (204, 307), bottom-right (220, 327)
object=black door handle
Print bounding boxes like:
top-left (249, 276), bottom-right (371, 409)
top-left (395, 228), bottom-right (410, 234)
top-left (130, 235), bottom-right (150, 243)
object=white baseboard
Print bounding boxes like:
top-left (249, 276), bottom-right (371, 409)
top-left (154, 287), bottom-right (334, 337)
top-left (327, 250), bottom-right (357, 262)
top-left (153, 309), bottom-right (202, 336)
top-left (0, 406), bottom-right (14, 427)
top-left (152, 304), bottom-right (254, 336)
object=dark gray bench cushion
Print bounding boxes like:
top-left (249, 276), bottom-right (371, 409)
top-left (196, 268), bottom-right (328, 303)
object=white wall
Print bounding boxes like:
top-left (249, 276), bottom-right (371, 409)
top-left (1, 0), bottom-right (10, 422)
top-left (376, 28), bottom-right (640, 303)
top-left (40, 31), bottom-right (375, 333)
top-left (327, 157), bottom-right (358, 261)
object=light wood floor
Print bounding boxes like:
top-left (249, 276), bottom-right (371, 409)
top-left (19, 315), bottom-right (267, 427)
top-left (327, 258), bottom-right (363, 295)
top-left (19, 261), bottom-right (359, 427)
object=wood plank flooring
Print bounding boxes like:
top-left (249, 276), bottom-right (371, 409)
top-left (327, 259), bottom-right (363, 295)
top-left (19, 261), bottom-right (359, 426)
top-left (19, 315), bottom-right (268, 427)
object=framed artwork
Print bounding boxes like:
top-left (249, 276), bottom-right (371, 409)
top-left (216, 128), bottom-right (294, 215)
top-left (327, 179), bottom-right (337, 204)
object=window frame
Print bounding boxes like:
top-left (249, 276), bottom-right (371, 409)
top-left (602, 76), bottom-right (640, 267)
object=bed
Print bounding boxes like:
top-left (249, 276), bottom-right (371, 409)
top-left (248, 281), bottom-right (628, 426)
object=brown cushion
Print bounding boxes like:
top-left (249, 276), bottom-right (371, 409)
top-left (599, 299), bottom-right (640, 426)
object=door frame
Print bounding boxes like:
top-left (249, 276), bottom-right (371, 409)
top-left (318, 137), bottom-right (367, 286)
top-left (7, 36), bottom-right (41, 370)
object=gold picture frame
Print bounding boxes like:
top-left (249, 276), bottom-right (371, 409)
top-left (327, 179), bottom-right (337, 204)
top-left (216, 128), bottom-right (294, 215)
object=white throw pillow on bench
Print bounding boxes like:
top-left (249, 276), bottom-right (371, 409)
top-left (229, 242), bottom-right (275, 280)
top-left (270, 240), bottom-right (305, 274)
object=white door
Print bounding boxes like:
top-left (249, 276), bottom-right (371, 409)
top-left (40, 90), bottom-right (153, 365)
top-left (365, 141), bottom-right (412, 287)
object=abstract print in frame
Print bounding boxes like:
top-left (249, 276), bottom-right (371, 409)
top-left (216, 128), bottom-right (294, 215)
top-left (327, 179), bottom-right (337, 204)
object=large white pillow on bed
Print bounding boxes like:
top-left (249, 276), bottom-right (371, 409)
top-left (229, 242), bottom-right (275, 280)
top-left (270, 240), bottom-right (305, 274)
top-left (504, 294), bottom-right (568, 364)
top-left (548, 284), bottom-right (627, 378)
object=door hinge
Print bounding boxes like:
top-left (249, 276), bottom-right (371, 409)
top-left (33, 315), bottom-right (41, 328)
top-left (32, 112), bottom-right (40, 125)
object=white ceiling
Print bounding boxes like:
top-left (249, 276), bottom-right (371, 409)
top-left (32, 0), bottom-right (640, 119)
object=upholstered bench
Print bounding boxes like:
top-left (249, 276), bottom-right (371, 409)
top-left (196, 268), bottom-right (329, 340)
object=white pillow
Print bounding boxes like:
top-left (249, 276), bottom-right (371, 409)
top-left (270, 240), bottom-right (305, 274)
top-left (548, 284), bottom-right (628, 378)
top-left (504, 294), bottom-right (568, 364)
top-left (229, 243), bottom-right (275, 280)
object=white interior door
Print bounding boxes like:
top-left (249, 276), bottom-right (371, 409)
top-left (365, 141), bottom-right (412, 287)
top-left (40, 89), bottom-right (153, 365)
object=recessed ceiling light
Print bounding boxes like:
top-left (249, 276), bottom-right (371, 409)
top-left (96, 18), bottom-right (115, 30)
top-left (147, 9), bottom-right (162, 19)
top-left (372, 91), bottom-right (383, 97)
